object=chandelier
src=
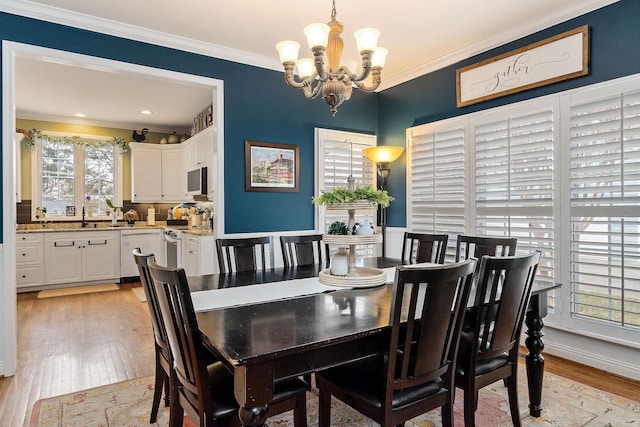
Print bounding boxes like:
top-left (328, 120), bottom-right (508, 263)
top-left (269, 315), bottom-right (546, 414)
top-left (275, 0), bottom-right (388, 116)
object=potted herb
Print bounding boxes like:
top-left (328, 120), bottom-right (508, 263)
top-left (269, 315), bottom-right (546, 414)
top-left (312, 185), bottom-right (394, 208)
top-left (327, 220), bottom-right (349, 235)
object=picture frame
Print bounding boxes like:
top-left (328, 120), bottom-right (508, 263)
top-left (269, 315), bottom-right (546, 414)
top-left (456, 25), bottom-right (589, 107)
top-left (245, 140), bottom-right (299, 192)
top-left (65, 206), bottom-right (76, 216)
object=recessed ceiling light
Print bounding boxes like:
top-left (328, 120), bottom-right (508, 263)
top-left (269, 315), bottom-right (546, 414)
top-left (74, 113), bottom-right (86, 118)
top-left (141, 110), bottom-right (153, 115)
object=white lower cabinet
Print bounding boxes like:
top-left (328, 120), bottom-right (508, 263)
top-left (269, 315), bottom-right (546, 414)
top-left (44, 231), bottom-right (119, 285)
top-left (16, 233), bottom-right (44, 289)
top-left (184, 234), bottom-right (215, 276)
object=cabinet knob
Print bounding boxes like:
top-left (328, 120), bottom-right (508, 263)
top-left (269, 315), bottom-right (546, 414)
top-left (22, 275), bottom-right (26, 278)
top-left (22, 253), bottom-right (26, 256)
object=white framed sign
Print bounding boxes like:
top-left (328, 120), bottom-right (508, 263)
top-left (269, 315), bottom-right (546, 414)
top-left (457, 25), bottom-right (589, 107)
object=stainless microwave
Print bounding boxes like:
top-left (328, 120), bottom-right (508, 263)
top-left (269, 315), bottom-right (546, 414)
top-left (187, 166), bottom-right (208, 196)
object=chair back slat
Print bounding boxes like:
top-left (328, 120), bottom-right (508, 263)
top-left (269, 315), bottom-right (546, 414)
top-left (132, 248), bottom-right (171, 361)
top-left (455, 235), bottom-right (517, 263)
top-left (401, 232), bottom-right (448, 264)
top-left (471, 252), bottom-right (540, 361)
top-left (280, 234), bottom-right (328, 267)
top-left (147, 259), bottom-right (211, 410)
top-left (216, 236), bottom-right (275, 273)
top-left (386, 259), bottom-right (476, 394)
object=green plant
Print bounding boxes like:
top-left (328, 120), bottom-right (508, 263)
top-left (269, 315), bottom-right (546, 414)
top-left (35, 206), bottom-right (47, 220)
top-left (312, 185), bottom-right (394, 208)
top-left (106, 199), bottom-right (121, 213)
top-left (327, 220), bottom-right (349, 235)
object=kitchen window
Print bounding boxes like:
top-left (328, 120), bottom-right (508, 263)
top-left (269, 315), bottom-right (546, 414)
top-left (31, 133), bottom-right (123, 220)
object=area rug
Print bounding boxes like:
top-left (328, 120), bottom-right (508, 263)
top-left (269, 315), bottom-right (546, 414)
top-left (36, 284), bottom-right (120, 299)
top-left (131, 286), bottom-right (147, 302)
top-left (29, 370), bottom-right (640, 426)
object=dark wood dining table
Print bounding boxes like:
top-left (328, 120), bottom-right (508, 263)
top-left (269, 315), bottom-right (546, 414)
top-left (190, 258), bottom-right (560, 426)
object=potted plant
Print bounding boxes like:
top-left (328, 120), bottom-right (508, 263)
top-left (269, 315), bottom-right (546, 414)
top-left (312, 185), bottom-right (394, 208)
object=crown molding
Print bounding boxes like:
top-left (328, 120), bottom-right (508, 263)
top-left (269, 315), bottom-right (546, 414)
top-left (0, 0), bottom-right (620, 92)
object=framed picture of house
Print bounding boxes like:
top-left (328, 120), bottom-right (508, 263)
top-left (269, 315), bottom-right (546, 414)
top-left (245, 140), bottom-right (299, 192)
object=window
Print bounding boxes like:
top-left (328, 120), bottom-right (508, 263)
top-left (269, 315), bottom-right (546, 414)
top-left (568, 89), bottom-right (640, 331)
top-left (315, 128), bottom-right (377, 257)
top-left (33, 133), bottom-right (122, 220)
top-left (407, 75), bottom-right (640, 343)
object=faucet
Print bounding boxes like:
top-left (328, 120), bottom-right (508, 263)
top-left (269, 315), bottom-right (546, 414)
top-left (81, 205), bottom-right (87, 228)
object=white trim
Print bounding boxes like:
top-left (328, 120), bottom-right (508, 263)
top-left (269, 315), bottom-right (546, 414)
top-left (1, 42), bottom-right (17, 376)
top-left (0, 0), bottom-right (620, 91)
top-left (1, 41), bottom-right (225, 377)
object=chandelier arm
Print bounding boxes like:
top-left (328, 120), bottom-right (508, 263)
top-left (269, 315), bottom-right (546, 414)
top-left (312, 47), bottom-right (329, 81)
top-left (340, 50), bottom-right (374, 83)
top-left (282, 62), bottom-right (311, 89)
top-left (303, 81), bottom-right (324, 99)
top-left (353, 67), bottom-right (382, 92)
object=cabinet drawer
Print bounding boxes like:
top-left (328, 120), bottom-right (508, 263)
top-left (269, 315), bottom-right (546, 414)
top-left (16, 266), bottom-right (42, 287)
top-left (16, 245), bottom-right (40, 264)
top-left (17, 233), bottom-right (42, 243)
top-left (185, 235), bottom-right (200, 246)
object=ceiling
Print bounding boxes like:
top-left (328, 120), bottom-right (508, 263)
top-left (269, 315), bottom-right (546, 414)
top-left (4, 0), bottom-right (618, 131)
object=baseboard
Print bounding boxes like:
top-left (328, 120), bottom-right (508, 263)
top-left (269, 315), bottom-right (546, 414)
top-left (544, 341), bottom-right (640, 381)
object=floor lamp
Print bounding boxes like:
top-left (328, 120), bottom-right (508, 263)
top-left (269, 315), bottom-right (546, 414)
top-left (363, 146), bottom-right (404, 258)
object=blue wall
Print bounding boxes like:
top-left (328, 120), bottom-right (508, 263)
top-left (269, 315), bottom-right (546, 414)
top-left (0, 12), bottom-right (378, 241)
top-left (2, 1), bottom-right (638, 241)
top-left (378, 0), bottom-right (640, 228)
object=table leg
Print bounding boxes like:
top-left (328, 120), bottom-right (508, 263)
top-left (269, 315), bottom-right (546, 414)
top-left (524, 293), bottom-right (547, 417)
top-left (235, 366), bottom-right (272, 427)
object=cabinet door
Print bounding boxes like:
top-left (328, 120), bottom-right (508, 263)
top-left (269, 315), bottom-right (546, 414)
top-left (161, 147), bottom-right (188, 202)
top-left (184, 243), bottom-right (199, 276)
top-left (82, 236), bottom-right (118, 281)
top-left (44, 239), bottom-right (83, 284)
top-left (131, 144), bottom-right (162, 202)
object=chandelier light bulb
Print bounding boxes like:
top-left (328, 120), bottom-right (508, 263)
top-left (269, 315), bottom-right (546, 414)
top-left (303, 23), bottom-right (330, 49)
top-left (372, 47), bottom-right (388, 68)
top-left (296, 58), bottom-right (315, 78)
top-left (276, 41), bottom-right (300, 63)
top-left (354, 28), bottom-right (380, 53)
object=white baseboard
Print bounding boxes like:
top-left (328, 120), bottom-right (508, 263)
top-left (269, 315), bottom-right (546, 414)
top-left (544, 341), bottom-right (640, 381)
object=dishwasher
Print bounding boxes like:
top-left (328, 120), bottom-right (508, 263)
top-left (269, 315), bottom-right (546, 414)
top-left (120, 228), bottom-right (164, 279)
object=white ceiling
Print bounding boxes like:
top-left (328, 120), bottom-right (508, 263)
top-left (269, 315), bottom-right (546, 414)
top-left (3, 0), bottom-right (619, 131)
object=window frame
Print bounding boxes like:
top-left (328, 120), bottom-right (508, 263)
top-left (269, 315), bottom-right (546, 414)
top-left (31, 131), bottom-right (123, 222)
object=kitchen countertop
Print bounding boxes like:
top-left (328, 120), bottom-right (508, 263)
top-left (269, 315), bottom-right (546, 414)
top-left (16, 222), bottom-right (212, 235)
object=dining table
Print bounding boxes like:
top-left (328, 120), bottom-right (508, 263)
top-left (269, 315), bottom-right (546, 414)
top-left (190, 258), bottom-right (561, 426)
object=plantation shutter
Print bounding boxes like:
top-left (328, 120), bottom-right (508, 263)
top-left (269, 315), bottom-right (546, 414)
top-left (407, 121), bottom-right (466, 260)
top-left (568, 89), bottom-right (640, 330)
top-left (315, 128), bottom-right (377, 257)
top-left (473, 102), bottom-right (556, 291)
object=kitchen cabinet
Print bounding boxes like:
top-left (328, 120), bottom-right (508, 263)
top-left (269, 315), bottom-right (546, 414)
top-left (130, 142), bottom-right (189, 203)
top-left (44, 231), bottom-right (119, 285)
top-left (16, 233), bottom-right (43, 289)
top-left (120, 228), bottom-right (164, 277)
top-left (184, 233), bottom-right (215, 276)
top-left (184, 127), bottom-right (216, 200)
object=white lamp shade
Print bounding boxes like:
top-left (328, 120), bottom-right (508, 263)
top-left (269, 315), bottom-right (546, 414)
top-left (296, 58), bottom-right (315, 78)
top-left (276, 41), bottom-right (300, 63)
top-left (372, 47), bottom-right (388, 68)
top-left (354, 28), bottom-right (380, 52)
top-left (363, 146), bottom-right (404, 163)
top-left (303, 23), bottom-right (330, 49)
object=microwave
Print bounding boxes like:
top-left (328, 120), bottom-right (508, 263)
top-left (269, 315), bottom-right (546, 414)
top-left (187, 166), bottom-right (208, 197)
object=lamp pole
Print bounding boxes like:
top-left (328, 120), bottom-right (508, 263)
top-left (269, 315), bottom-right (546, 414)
top-left (377, 162), bottom-right (391, 258)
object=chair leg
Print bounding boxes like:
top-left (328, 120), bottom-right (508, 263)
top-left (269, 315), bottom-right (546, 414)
top-left (292, 392), bottom-right (308, 427)
top-left (150, 352), bottom-right (163, 423)
top-left (507, 373), bottom-right (522, 427)
top-left (463, 387), bottom-right (476, 427)
top-left (318, 387), bottom-right (331, 427)
top-left (441, 399), bottom-right (454, 427)
top-left (163, 370), bottom-right (170, 407)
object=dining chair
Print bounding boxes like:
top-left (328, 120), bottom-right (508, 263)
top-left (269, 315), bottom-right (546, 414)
top-left (455, 235), bottom-right (517, 268)
top-left (280, 234), bottom-right (329, 268)
top-left (215, 236), bottom-right (275, 273)
top-left (147, 259), bottom-right (309, 427)
top-left (401, 232), bottom-right (449, 264)
top-left (454, 251), bottom-right (540, 427)
top-left (315, 258), bottom-right (477, 427)
top-left (132, 248), bottom-right (170, 423)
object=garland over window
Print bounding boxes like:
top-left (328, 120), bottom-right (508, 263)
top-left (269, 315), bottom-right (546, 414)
top-left (16, 128), bottom-right (128, 154)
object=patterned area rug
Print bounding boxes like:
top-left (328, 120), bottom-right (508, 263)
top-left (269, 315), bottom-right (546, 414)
top-left (30, 371), bottom-right (640, 426)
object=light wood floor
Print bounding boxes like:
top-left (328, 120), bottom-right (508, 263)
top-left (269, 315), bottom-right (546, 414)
top-left (1, 284), bottom-right (638, 427)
